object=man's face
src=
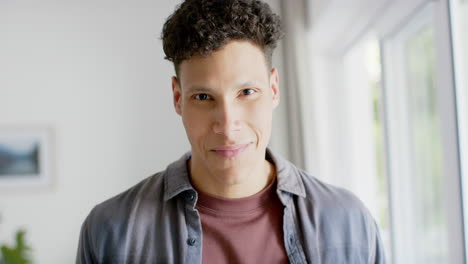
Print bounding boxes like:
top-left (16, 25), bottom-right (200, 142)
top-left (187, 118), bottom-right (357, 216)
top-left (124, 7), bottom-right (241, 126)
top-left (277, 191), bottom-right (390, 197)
top-left (172, 41), bottom-right (280, 180)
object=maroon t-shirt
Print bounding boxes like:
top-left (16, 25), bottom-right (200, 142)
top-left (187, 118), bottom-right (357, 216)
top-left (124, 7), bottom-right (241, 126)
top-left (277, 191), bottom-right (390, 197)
top-left (195, 179), bottom-right (289, 264)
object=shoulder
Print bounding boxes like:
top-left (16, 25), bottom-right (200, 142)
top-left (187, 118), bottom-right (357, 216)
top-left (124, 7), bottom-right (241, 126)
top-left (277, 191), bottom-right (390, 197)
top-left (296, 170), bottom-right (380, 250)
top-left (88, 171), bottom-right (165, 224)
top-left (77, 171), bottom-right (167, 262)
top-left (299, 170), bottom-right (368, 216)
top-left (81, 152), bottom-right (191, 234)
top-left (271, 150), bottom-right (367, 216)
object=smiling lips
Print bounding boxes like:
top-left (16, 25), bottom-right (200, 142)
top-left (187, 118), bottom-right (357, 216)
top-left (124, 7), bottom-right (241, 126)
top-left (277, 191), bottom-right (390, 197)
top-left (212, 143), bottom-right (251, 158)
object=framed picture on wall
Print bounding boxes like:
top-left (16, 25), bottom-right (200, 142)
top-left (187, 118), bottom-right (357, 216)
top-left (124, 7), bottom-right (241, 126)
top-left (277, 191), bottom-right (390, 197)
top-left (0, 126), bottom-right (53, 189)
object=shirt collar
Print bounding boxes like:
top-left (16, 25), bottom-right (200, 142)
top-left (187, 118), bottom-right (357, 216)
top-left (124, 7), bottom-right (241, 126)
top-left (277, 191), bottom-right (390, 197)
top-left (163, 148), bottom-right (306, 201)
top-left (267, 149), bottom-right (306, 198)
top-left (163, 152), bottom-right (193, 201)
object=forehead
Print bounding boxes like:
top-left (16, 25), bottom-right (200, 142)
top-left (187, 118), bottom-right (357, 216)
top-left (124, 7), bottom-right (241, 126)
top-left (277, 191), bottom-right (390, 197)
top-left (178, 41), bottom-right (269, 90)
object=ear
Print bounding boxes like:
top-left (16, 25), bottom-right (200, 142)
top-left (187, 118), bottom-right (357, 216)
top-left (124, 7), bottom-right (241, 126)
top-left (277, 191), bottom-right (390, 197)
top-left (172, 76), bottom-right (182, 116)
top-left (270, 68), bottom-right (280, 109)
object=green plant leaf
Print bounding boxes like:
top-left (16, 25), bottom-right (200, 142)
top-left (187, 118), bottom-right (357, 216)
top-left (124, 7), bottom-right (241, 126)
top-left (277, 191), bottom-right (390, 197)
top-left (0, 230), bottom-right (33, 264)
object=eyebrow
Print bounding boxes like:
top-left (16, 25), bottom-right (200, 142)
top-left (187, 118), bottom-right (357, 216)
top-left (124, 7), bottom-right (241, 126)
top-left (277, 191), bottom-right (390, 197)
top-left (185, 81), bottom-right (260, 93)
top-left (185, 86), bottom-right (212, 93)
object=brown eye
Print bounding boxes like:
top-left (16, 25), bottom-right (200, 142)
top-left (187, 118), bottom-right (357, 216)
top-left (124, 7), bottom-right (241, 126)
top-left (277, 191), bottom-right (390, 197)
top-left (194, 94), bottom-right (211, 100)
top-left (242, 89), bottom-right (255, 95)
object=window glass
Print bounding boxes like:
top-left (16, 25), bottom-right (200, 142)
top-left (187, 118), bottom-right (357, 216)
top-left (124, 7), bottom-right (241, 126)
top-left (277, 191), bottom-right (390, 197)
top-left (382, 3), bottom-right (449, 263)
top-left (342, 37), bottom-right (392, 261)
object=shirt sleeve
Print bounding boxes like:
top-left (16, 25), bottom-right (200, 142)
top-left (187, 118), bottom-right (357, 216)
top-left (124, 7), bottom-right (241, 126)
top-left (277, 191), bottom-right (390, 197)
top-left (371, 220), bottom-right (386, 264)
top-left (76, 213), bottom-right (97, 264)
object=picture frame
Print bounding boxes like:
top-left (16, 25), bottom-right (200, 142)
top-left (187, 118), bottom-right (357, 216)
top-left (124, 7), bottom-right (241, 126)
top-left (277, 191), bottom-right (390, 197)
top-left (0, 126), bottom-right (53, 189)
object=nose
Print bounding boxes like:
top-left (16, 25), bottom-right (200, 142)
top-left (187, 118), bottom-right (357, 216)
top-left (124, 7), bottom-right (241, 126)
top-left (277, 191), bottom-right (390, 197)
top-left (212, 101), bottom-right (241, 136)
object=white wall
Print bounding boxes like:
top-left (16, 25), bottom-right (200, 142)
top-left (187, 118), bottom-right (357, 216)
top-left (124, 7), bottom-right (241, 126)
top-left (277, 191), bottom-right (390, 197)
top-left (0, 0), bottom-right (288, 263)
top-left (0, 1), bottom-right (189, 263)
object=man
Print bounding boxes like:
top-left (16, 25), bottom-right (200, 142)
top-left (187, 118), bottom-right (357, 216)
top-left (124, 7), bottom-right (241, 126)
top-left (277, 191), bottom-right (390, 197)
top-left (76, 0), bottom-right (386, 263)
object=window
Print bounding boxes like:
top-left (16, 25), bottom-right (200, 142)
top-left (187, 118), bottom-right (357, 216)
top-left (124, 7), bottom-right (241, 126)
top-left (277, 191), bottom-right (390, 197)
top-left (342, 36), bottom-right (392, 260)
top-left (450, 0), bottom-right (468, 259)
top-left (306, 0), bottom-right (465, 262)
top-left (382, 3), bottom-right (450, 262)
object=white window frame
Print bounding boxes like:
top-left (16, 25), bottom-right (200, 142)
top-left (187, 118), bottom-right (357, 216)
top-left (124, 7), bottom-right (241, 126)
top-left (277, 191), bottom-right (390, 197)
top-left (304, 0), bottom-right (465, 262)
top-left (449, 0), bottom-right (468, 261)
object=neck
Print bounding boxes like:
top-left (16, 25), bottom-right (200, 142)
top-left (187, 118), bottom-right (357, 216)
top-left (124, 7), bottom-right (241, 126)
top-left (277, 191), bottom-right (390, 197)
top-left (188, 155), bottom-right (275, 199)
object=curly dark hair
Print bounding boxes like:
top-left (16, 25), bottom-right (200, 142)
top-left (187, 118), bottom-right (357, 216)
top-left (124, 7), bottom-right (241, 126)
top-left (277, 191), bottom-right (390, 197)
top-left (161, 0), bottom-right (283, 76)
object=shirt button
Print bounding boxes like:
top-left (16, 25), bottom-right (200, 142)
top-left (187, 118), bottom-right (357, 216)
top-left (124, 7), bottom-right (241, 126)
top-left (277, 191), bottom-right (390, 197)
top-left (187, 238), bottom-right (197, 246)
top-left (185, 193), bottom-right (195, 202)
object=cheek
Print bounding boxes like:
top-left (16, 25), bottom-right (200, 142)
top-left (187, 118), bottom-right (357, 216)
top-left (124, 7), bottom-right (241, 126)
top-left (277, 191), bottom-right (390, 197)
top-left (246, 100), bottom-right (274, 135)
top-left (182, 108), bottom-right (210, 141)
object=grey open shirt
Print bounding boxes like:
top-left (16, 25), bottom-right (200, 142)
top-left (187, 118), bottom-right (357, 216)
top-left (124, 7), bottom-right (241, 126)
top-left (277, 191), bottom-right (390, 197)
top-left (76, 149), bottom-right (385, 263)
